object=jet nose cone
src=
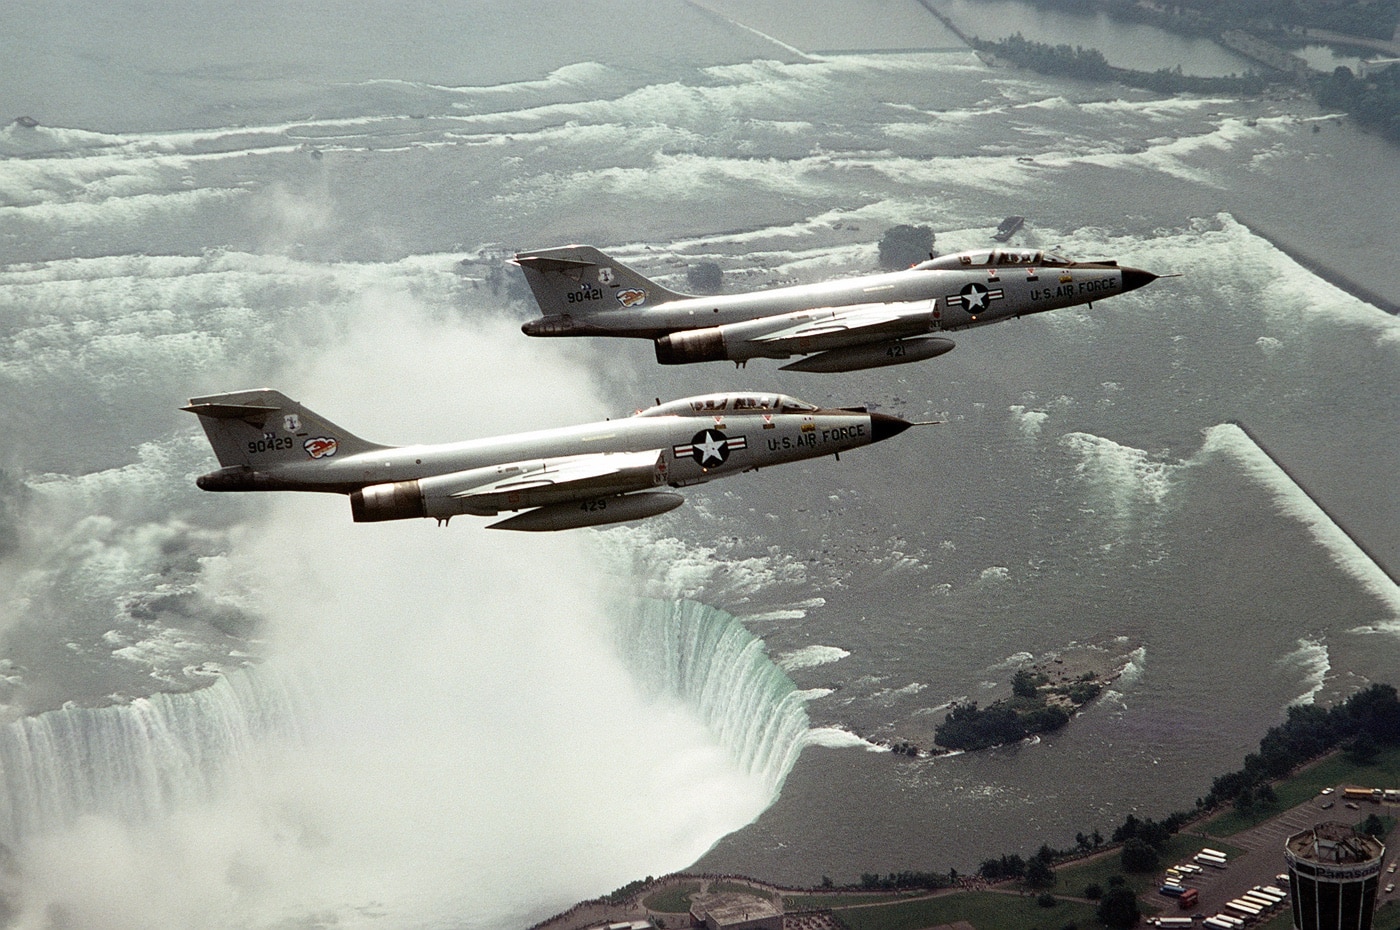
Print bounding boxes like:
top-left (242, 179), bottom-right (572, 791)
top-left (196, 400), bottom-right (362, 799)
top-left (869, 412), bottom-right (912, 444)
top-left (1120, 267), bottom-right (1159, 293)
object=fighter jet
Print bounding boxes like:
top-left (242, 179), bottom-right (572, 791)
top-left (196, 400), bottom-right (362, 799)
top-left (515, 245), bottom-right (1161, 372)
top-left (183, 389), bottom-right (912, 531)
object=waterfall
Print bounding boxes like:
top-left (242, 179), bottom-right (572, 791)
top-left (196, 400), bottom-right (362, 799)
top-left (614, 598), bottom-right (811, 797)
top-left (0, 598), bottom-right (809, 851)
top-left (0, 665), bottom-right (316, 845)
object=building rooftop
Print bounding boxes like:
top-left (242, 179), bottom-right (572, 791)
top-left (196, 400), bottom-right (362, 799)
top-left (690, 892), bottom-right (783, 927)
top-left (1286, 822), bottom-right (1385, 865)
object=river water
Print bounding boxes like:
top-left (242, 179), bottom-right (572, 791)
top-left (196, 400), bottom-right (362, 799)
top-left (1, 1), bottom-right (1397, 926)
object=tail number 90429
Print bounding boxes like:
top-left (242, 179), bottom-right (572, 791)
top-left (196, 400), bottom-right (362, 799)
top-left (248, 436), bottom-right (295, 454)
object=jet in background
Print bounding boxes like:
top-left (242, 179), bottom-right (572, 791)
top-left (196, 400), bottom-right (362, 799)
top-left (184, 389), bottom-right (912, 531)
top-left (515, 245), bottom-right (1162, 372)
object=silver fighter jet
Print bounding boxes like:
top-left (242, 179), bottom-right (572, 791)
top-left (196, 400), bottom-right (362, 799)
top-left (184, 389), bottom-right (912, 531)
top-left (516, 245), bottom-right (1160, 372)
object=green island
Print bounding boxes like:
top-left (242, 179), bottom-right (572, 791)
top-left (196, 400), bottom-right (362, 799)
top-left (932, 668), bottom-right (1105, 752)
top-left (532, 684), bottom-right (1400, 930)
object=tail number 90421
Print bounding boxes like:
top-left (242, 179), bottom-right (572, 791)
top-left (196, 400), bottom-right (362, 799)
top-left (567, 287), bottom-right (603, 304)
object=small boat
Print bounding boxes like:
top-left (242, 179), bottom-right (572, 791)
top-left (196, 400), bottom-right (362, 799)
top-left (992, 216), bottom-right (1024, 242)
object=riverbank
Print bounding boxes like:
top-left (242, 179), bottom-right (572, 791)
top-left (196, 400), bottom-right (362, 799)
top-left (532, 746), bottom-right (1400, 930)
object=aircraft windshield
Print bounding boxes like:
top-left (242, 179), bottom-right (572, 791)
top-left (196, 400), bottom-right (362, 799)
top-left (915, 249), bottom-right (1074, 271)
top-left (632, 393), bottom-right (819, 417)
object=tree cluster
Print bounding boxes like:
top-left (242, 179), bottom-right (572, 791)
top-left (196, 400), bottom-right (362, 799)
top-left (1166, 0), bottom-right (1400, 40)
top-left (1314, 65), bottom-right (1400, 144)
top-left (934, 699), bottom-right (1071, 751)
top-left (1027, 0), bottom-right (1400, 42)
top-left (977, 853), bottom-right (1027, 881)
top-left (1096, 885), bottom-right (1141, 929)
top-left (686, 261), bottom-right (724, 294)
top-left (933, 668), bottom-right (1112, 752)
top-left (877, 225), bottom-right (934, 270)
top-left (1203, 683), bottom-right (1400, 808)
top-left (857, 870), bottom-right (952, 891)
top-left (972, 34), bottom-right (1267, 95)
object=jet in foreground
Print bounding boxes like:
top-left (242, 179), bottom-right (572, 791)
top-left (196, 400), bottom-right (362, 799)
top-left (184, 389), bottom-right (912, 531)
top-left (516, 245), bottom-right (1161, 372)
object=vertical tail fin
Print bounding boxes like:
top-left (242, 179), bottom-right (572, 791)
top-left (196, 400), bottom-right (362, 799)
top-left (182, 389), bottom-right (387, 470)
top-left (512, 245), bottom-right (687, 319)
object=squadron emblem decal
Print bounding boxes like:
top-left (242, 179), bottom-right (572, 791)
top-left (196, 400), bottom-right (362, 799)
top-left (616, 288), bottom-right (648, 308)
top-left (673, 429), bottom-right (747, 467)
top-left (304, 437), bottom-right (339, 459)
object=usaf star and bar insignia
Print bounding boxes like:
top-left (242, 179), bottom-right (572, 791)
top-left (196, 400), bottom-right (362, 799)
top-left (672, 428), bottom-right (748, 467)
top-left (945, 282), bottom-right (1005, 315)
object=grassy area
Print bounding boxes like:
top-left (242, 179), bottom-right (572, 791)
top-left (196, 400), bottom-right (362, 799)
top-left (642, 883), bottom-right (700, 914)
top-left (709, 881), bottom-right (778, 900)
top-left (783, 892), bottom-right (918, 910)
top-left (1051, 835), bottom-right (1246, 900)
top-left (1204, 746), bottom-right (1400, 837)
top-left (835, 890), bottom-right (1097, 930)
top-left (1373, 897), bottom-right (1400, 930)
top-left (1255, 911), bottom-right (1296, 930)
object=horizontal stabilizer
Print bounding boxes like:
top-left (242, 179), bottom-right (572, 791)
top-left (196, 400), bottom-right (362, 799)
top-left (512, 254), bottom-right (597, 273)
top-left (180, 401), bottom-right (281, 425)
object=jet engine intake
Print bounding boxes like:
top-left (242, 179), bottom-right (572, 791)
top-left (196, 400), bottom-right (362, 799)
top-left (655, 328), bottom-right (727, 365)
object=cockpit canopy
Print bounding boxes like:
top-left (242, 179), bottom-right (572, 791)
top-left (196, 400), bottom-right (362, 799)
top-left (914, 249), bottom-right (1076, 271)
top-left (632, 393), bottom-right (820, 418)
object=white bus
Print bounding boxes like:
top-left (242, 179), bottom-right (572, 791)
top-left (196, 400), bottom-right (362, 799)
top-left (1225, 900), bottom-right (1262, 919)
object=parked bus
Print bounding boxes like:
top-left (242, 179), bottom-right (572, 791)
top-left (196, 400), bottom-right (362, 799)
top-left (1225, 900), bottom-right (1262, 919)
